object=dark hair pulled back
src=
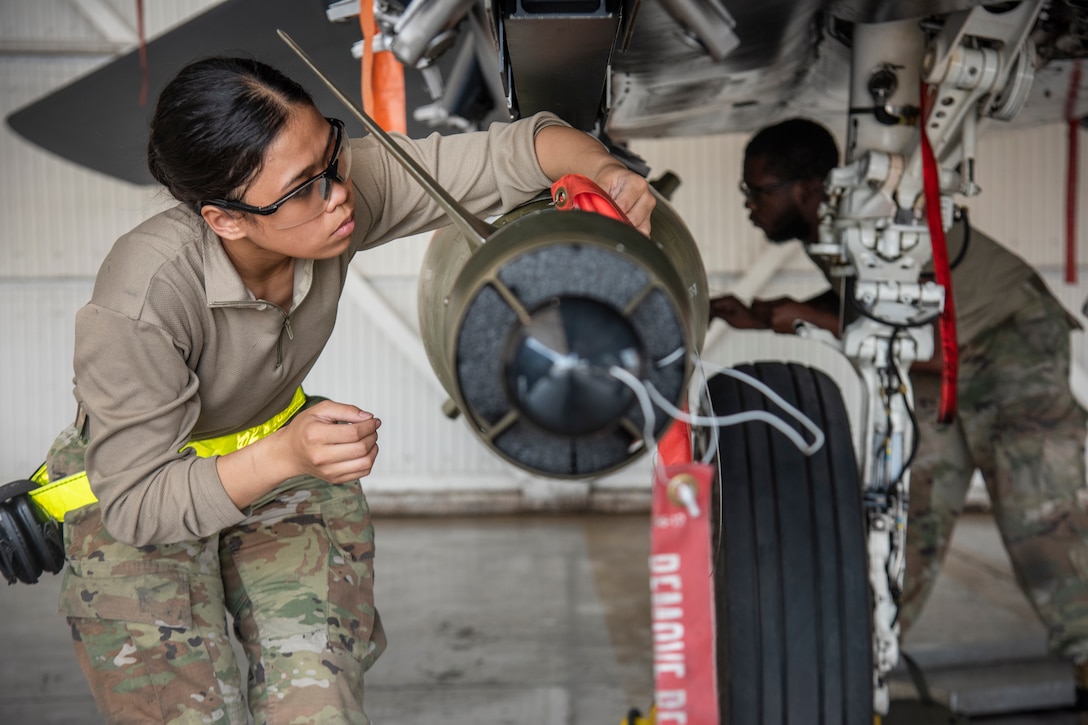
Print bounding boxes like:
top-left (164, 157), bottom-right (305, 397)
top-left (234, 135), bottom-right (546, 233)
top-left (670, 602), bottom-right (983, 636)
top-left (147, 57), bottom-right (316, 210)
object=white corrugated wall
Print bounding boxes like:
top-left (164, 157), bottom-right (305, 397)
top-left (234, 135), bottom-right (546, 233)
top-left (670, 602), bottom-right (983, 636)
top-left (3, 1), bottom-right (1088, 510)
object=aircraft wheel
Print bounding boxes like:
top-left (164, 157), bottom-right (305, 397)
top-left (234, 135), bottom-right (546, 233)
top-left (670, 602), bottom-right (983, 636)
top-left (706, 361), bottom-right (873, 724)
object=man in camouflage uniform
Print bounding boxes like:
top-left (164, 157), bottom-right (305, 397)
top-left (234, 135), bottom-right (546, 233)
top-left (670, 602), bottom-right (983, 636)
top-left (710, 117), bottom-right (1088, 707)
top-left (905, 286), bottom-right (1088, 658)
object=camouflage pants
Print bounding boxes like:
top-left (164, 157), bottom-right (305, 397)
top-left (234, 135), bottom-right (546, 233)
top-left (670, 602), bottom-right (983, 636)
top-left (898, 290), bottom-right (1088, 660)
top-left (56, 471), bottom-right (385, 724)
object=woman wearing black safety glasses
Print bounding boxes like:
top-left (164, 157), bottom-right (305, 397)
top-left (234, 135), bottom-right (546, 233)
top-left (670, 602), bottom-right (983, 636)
top-left (43, 55), bottom-right (654, 724)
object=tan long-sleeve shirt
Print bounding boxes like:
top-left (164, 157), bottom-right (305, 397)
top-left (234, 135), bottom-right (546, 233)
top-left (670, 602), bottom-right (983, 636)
top-left (73, 112), bottom-right (566, 545)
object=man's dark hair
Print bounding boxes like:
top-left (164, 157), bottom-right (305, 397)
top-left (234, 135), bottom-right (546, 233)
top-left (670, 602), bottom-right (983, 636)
top-left (744, 118), bottom-right (840, 181)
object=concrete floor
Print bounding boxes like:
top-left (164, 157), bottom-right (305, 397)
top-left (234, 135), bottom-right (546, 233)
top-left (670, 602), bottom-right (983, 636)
top-left (0, 510), bottom-right (1083, 724)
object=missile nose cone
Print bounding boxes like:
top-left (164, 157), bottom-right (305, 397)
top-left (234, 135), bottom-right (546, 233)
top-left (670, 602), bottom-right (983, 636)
top-left (505, 297), bottom-right (643, 436)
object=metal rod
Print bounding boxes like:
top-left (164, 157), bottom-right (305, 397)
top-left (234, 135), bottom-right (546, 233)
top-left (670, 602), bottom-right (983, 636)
top-left (278, 29), bottom-right (495, 248)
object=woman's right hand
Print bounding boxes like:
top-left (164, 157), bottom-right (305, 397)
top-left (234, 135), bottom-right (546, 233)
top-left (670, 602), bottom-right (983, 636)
top-left (280, 401), bottom-right (382, 484)
top-left (217, 399), bottom-right (381, 509)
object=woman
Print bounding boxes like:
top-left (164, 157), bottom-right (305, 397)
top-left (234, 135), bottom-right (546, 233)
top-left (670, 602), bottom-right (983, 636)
top-left (48, 56), bottom-right (655, 724)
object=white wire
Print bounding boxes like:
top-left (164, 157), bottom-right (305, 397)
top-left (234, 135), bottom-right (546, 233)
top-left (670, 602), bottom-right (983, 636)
top-left (692, 356), bottom-right (720, 465)
top-left (609, 360), bottom-right (825, 460)
top-left (611, 356), bottom-right (826, 571)
top-left (615, 365), bottom-right (661, 462)
top-left (668, 362), bottom-right (825, 455)
top-left (690, 361), bottom-right (726, 567)
top-left (655, 346), bottom-right (686, 368)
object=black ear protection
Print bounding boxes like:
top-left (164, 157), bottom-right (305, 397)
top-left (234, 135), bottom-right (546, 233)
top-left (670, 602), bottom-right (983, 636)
top-left (0, 479), bottom-right (65, 585)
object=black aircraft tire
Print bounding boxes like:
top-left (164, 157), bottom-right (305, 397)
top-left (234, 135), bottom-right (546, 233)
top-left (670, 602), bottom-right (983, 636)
top-left (706, 361), bottom-right (873, 724)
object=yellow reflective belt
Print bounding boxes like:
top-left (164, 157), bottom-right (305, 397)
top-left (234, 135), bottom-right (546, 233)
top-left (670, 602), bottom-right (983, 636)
top-left (28, 387), bottom-right (308, 521)
top-left (182, 387), bottom-right (307, 457)
top-left (28, 465), bottom-right (96, 523)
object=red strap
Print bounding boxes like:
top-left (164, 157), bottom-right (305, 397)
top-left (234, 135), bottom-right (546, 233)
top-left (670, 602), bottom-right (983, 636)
top-left (658, 420), bottom-right (694, 466)
top-left (551, 174), bottom-right (633, 225)
top-left (1065, 62), bottom-right (1082, 284)
top-left (919, 83), bottom-right (959, 423)
top-left (651, 463), bottom-right (720, 724)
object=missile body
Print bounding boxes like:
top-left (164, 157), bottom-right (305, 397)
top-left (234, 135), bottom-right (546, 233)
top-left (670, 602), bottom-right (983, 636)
top-left (419, 192), bottom-right (708, 478)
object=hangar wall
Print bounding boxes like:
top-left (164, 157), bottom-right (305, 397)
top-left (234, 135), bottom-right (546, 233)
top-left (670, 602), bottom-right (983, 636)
top-left (2, 0), bottom-right (1087, 510)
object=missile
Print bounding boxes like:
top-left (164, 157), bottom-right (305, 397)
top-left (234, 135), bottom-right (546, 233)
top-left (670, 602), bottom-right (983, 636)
top-left (419, 193), bottom-right (708, 477)
top-left (280, 30), bottom-right (708, 479)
